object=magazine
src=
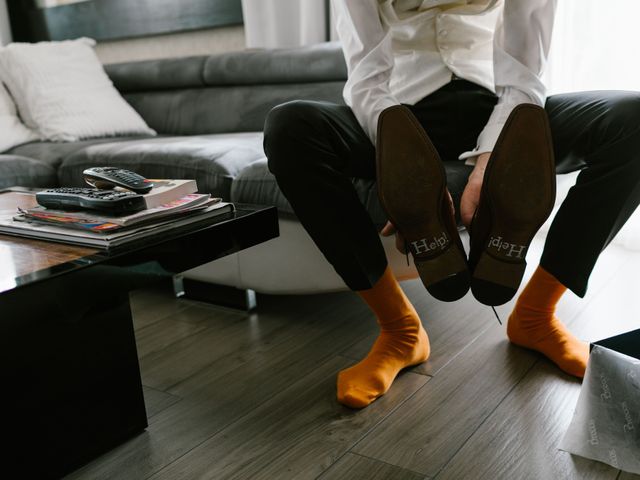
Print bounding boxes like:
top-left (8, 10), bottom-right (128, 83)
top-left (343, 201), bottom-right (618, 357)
top-left (0, 202), bottom-right (235, 250)
top-left (23, 193), bottom-right (217, 232)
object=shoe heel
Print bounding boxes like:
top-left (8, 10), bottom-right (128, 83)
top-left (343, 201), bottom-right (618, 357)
top-left (471, 252), bottom-right (526, 306)
top-left (415, 246), bottom-right (470, 302)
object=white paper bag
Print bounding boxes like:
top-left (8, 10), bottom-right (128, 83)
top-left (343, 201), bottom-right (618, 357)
top-left (560, 345), bottom-right (640, 474)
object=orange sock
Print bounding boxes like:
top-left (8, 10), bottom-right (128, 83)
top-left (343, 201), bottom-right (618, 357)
top-left (507, 266), bottom-right (589, 378)
top-left (337, 267), bottom-right (430, 408)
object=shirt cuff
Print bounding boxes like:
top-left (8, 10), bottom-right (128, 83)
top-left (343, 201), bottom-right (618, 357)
top-left (458, 122), bottom-right (502, 165)
top-left (366, 96), bottom-right (401, 145)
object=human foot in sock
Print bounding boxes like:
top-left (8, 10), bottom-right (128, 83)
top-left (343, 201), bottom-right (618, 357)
top-left (337, 267), bottom-right (430, 408)
top-left (507, 266), bottom-right (589, 378)
top-left (337, 318), bottom-right (430, 408)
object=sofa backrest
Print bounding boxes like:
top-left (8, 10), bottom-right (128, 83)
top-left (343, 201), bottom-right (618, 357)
top-left (104, 42), bottom-right (348, 135)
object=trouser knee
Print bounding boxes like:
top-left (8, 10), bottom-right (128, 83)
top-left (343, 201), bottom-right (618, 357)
top-left (592, 93), bottom-right (640, 159)
top-left (264, 100), bottom-right (327, 177)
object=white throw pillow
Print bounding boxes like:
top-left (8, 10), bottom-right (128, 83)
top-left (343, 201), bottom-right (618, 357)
top-left (0, 38), bottom-right (156, 142)
top-left (0, 82), bottom-right (38, 152)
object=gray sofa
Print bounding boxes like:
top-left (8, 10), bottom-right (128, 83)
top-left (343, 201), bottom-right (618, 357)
top-left (1, 42), bottom-right (477, 294)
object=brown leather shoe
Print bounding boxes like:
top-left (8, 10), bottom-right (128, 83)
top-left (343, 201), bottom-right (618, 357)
top-left (469, 103), bottom-right (556, 306)
top-left (377, 105), bottom-right (469, 302)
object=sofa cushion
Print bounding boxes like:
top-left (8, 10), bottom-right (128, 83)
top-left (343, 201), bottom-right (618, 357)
top-left (57, 132), bottom-right (265, 200)
top-left (0, 155), bottom-right (57, 189)
top-left (230, 157), bottom-right (290, 210)
top-left (231, 158), bottom-right (474, 228)
top-left (6, 136), bottom-right (155, 169)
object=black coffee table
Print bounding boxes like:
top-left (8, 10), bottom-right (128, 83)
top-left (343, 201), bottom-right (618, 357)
top-left (0, 191), bottom-right (278, 479)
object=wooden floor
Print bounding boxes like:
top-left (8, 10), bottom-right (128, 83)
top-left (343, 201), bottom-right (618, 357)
top-left (66, 236), bottom-right (640, 480)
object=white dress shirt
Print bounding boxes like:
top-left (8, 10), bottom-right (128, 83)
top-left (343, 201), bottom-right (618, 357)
top-left (332, 0), bottom-right (556, 161)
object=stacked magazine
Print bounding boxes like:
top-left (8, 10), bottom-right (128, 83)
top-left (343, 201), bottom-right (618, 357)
top-left (0, 180), bottom-right (234, 249)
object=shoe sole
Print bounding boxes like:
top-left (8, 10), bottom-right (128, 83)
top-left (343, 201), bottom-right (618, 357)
top-left (377, 106), bottom-right (469, 302)
top-left (471, 104), bottom-right (556, 306)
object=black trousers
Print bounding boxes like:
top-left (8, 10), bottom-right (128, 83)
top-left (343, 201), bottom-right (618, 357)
top-left (264, 80), bottom-right (640, 297)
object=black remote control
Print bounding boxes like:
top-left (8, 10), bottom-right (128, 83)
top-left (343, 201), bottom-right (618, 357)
top-left (36, 188), bottom-right (146, 214)
top-left (83, 167), bottom-right (154, 194)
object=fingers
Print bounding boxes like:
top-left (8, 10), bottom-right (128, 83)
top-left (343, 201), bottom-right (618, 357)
top-left (395, 232), bottom-right (407, 254)
top-left (460, 190), bottom-right (477, 229)
top-left (461, 210), bottom-right (474, 229)
top-left (446, 189), bottom-right (455, 217)
top-left (381, 221), bottom-right (407, 253)
top-left (380, 221), bottom-right (396, 236)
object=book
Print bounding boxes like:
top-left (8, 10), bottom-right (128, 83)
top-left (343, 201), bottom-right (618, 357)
top-left (139, 179), bottom-right (198, 209)
top-left (0, 201), bottom-right (235, 250)
top-left (23, 193), bottom-right (216, 232)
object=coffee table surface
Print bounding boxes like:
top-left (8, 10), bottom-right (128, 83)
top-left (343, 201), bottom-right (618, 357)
top-left (0, 191), bottom-right (276, 295)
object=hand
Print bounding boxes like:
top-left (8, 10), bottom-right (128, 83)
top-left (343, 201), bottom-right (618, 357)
top-left (381, 190), bottom-right (456, 255)
top-left (460, 152), bottom-right (491, 229)
top-left (381, 220), bottom-right (407, 254)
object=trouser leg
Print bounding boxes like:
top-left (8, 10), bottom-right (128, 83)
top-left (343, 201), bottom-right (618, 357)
top-left (264, 100), bottom-right (386, 290)
top-left (543, 91), bottom-right (640, 296)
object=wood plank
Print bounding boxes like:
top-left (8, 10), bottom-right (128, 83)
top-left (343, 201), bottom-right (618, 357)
top-left (165, 291), bottom-right (369, 398)
top-left (148, 359), bottom-right (429, 480)
top-left (142, 386), bottom-right (181, 419)
top-left (138, 291), bottom-right (360, 393)
top-left (129, 285), bottom-right (190, 331)
top-left (135, 303), bottom-right (226, 359)
top-left (434, 362), bottom-right (618, 480)
top-left (138, 315), bottom-right (280, 391)
top-left (65, 292), bottom-right (381, 480)
top-left (351, 323), bottom-right (538, 476)
top-left (318, 453), bottom-right (427, 480)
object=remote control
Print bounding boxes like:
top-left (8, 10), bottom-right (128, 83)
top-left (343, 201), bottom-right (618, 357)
top-left (36, 187), bottom-right (146, 214)
top-left (83, 167), bottom-right (154, 194)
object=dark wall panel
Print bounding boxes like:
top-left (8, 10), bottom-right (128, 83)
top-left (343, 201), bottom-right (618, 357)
top-left (8, 0), bottom-right (244, 42)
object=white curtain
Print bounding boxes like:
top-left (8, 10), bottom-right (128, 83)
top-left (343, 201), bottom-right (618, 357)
top-left (241, 0), bottom-right (329, 49)
top-left (543, 0), bottom-right (640, 250)
top-left (544, 0), bottom-right (640, 94)
top-left (0, 0), bottom-right (11, 45)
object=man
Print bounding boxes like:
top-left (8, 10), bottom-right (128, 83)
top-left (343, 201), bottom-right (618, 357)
top-left (264, 0), bottom-right (640, 408)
